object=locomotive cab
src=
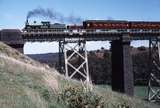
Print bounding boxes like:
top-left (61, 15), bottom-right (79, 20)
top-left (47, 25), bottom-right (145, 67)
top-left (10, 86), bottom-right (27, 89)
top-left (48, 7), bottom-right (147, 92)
top-left (41, 21), bottom-right (50, 26)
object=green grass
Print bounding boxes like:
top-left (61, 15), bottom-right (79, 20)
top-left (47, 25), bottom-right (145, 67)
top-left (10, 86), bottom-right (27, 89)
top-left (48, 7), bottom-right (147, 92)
top-left (94, 85), bottom-right (160, 108)
top-left (97, 85), bottom-right (148, 98)
top-left (97, 85), bottom-right (160, 100)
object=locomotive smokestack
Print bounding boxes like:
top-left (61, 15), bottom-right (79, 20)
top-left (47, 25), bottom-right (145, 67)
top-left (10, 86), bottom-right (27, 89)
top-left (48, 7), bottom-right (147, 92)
top-left (25, 19), bottom-right (29, 25)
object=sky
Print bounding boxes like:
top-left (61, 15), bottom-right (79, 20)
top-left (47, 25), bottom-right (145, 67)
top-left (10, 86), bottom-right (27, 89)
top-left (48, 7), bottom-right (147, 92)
top-left (0, 0), bottom-right (159, 54)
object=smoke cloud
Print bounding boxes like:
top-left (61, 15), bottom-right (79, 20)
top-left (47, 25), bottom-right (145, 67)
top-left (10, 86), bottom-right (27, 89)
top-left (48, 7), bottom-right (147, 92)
top-left (27, 7), bottom-right (83, 24)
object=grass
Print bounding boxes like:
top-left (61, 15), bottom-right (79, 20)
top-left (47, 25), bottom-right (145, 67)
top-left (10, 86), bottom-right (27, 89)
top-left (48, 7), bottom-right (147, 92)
top-left (0, 42), bottom-right (67, 108)
top-left (0, 42), bottom-right (159, 108)
top-left (0, 55), bottom-right (64, 108)
top-left (94, 85), bottom-right (160, 108)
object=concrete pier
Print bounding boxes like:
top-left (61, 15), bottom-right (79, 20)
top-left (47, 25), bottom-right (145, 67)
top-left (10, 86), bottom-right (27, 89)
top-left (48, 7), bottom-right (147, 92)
top-left (111, 35), bottom-right (134, 96)
top-left (0, 29), bottom-right (24, 53)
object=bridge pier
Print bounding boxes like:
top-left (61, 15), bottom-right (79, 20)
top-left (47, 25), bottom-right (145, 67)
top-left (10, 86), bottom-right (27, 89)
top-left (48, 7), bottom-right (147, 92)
top-left (111, 34), bottom-right (134, 96)
top-left (7, 44), bottom-right (24, 53)
top-left (0, 29), bottom-right (24, 53)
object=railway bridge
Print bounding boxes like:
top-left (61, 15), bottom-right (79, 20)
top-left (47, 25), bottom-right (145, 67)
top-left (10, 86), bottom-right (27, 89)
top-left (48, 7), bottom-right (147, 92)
top-left (0, 22), bottom-right (160, 101)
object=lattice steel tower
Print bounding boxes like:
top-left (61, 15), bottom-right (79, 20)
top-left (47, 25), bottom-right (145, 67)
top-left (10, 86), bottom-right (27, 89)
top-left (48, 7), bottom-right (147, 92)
top-left (59, 38), bottom-right (90, 85)
top-left (148, 37), bottom-right (160, 102)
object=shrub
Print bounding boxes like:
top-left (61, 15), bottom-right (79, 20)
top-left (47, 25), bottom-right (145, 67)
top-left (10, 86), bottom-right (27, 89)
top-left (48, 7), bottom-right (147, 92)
top-left (58, 85), bottom-right (104, 108)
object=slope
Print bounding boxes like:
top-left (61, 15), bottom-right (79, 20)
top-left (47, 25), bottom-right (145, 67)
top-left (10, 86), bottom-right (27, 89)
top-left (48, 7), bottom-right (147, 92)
top-left (0, 42), bottom-right (66, 108)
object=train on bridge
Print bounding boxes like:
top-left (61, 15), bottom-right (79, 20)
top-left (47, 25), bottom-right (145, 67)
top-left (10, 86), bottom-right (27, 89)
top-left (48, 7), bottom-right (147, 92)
top-left (23, 20), bottom-right (160, 33)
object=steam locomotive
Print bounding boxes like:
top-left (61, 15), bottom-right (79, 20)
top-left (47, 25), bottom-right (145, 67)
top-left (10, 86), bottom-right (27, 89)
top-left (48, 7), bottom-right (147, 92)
top-left (23, 20), bottom-right (66, 32)
top-left (23, 20), bottom-right (85, 34)
top-left (23, 20), bottom-right (160, 33)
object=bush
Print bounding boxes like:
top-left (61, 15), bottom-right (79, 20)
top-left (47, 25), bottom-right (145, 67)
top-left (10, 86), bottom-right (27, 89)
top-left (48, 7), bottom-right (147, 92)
top-left (58, 85), bottom-right (104, 108)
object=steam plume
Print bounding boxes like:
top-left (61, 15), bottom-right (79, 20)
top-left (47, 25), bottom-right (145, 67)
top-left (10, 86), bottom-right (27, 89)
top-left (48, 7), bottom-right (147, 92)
top-left (27, 7), bottom-right (83, 24)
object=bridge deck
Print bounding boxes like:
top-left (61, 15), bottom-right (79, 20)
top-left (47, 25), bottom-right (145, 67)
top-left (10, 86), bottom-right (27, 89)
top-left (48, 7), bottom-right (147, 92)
top-left (22, 32), bottom-right (160, 42)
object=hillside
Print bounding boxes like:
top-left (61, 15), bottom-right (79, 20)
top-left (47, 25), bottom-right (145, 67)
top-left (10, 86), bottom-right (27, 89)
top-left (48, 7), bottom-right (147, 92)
top-left (0, 42), bottom-right (66, 108)
top-left (0, 42), bottom-right (159, 108)
top-left (27, 53), bottom-right (59, 67)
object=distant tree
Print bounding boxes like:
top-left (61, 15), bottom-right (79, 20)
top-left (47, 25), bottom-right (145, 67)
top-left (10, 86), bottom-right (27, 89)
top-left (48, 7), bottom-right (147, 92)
top-left (101, 47), bottom-right (105, 50)
top-left (137, 46), bottom-right (146, 51)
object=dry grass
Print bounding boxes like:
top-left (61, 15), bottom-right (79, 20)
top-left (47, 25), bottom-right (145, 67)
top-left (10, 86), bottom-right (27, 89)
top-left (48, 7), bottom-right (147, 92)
top-left (24, 88), bottom-right (48, 108)
top-left (0, 43), bottom-right (63, 108)
top-left (0, 42), bottom-right (50, 69)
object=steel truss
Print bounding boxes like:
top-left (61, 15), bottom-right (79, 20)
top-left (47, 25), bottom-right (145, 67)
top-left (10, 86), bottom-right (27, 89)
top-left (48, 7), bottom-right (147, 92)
top-left (148, 37), bottom-right (160, 102)
top-left (59, 38), bottom-right (90, 85)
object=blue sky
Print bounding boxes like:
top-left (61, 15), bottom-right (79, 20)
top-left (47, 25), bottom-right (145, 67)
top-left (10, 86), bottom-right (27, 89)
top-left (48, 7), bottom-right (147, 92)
top-left (1, 0), bottom-right (160, 28)
top-left (0, 0), bottom-right (158, 54)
